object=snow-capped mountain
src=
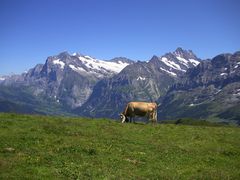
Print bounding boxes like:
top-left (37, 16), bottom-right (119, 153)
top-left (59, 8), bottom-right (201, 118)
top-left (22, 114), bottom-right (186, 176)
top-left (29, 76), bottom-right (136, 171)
top-left (0, 52), bottom-right (134, 111)
top-left (151, 47), bottom-right (201, 77)
top-left (1, 48), bottom-right (239, 123)
top-left (158, 51), bottom-right (240, 123)
top-left (43, 51), bottom-right (133, 78)
top-left (77, 48), bottom-right (201, 118)
top-left (1, 48), bottom-right (200, 116)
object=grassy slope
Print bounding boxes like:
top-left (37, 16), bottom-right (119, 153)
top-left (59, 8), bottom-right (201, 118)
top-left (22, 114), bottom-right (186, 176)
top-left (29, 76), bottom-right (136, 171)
top-left (0, 113), bottom-right (239, 179)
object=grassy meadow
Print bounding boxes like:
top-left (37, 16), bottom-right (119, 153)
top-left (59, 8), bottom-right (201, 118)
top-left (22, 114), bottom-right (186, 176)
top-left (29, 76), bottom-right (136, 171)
top-left (0, 113), bottom-right (240, 179)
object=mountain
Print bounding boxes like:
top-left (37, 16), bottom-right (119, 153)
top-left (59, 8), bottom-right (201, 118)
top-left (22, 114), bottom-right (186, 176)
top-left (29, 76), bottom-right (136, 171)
top-left (158, 51), bottom-right (240, 124)
top-left (2, 48), bottom-right (239, 124)
top-left (77, 48), bottom-right (201, 118)
top-left (0, 52), bottom-right (134, 114)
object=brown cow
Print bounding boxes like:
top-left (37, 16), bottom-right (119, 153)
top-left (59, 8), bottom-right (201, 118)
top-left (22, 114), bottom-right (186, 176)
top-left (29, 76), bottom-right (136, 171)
top-left (120, 102), bottom-right (157, 123)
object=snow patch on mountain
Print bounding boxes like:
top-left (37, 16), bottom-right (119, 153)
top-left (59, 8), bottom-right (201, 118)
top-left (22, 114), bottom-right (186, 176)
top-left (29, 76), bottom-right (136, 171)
top-left (160, 67), bottom-right (177, 76)
top-left (78, 56), bottom-right (130, 73)
top-left (137, 76), bottom-right (146, 81)
top-left (0, 77), bottom-right (5, 81)
top-left (220, 73), bottom-right (227, 76)
top-left (69, 64), bottom-right (86, 72)
top-left (176, 56), bottom-right (189, 67)
top-left (53, 59), bottom-right (65, 69)
top-left (189, 59), bottom-right (200, 66)
top-left (160, 57), bottom-right (185, 72)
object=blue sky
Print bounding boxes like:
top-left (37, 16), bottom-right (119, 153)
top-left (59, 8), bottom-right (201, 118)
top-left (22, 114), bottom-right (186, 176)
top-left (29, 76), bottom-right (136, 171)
top-left (0, 0), bottom-right (239, 75)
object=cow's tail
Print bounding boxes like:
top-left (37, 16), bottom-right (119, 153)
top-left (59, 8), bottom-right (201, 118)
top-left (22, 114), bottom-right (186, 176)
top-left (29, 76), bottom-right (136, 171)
top-left (154, 101), bottom-right (161, 107)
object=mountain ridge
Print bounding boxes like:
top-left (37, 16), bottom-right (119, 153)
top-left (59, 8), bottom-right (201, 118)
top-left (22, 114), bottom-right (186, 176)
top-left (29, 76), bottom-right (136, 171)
top-left (158, 51), bottom-right (240, 123)
top-left (77, 48), bottom-right (201, 118)
top-left (1, 48), bottom-right (239, 123)
top-left (0, 51), bottom-right (134, 109)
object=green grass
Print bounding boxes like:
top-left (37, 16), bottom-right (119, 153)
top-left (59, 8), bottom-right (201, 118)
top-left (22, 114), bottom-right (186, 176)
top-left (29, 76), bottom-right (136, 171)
top-left (0, 113), bottom-right (240, 179)
top-left (160, 118), bottom-right (231, 127)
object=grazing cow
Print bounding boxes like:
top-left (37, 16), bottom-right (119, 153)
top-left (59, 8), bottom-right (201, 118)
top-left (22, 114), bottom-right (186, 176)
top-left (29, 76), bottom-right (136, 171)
top-left (120, 102), bottom-right (157, 123)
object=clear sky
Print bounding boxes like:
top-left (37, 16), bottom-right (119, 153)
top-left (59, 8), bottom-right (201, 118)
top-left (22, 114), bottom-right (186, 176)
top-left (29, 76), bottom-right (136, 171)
top-left (0, 0), bottom-right (239, 75)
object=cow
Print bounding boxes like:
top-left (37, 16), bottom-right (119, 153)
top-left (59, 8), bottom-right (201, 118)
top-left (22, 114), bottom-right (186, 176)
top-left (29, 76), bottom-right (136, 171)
top-left (120, 102), bottom-right (157, 123)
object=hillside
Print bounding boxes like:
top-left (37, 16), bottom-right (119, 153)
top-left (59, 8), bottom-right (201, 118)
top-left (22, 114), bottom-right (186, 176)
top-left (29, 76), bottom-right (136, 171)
top-left (0, 113), bottom-right (239, 179)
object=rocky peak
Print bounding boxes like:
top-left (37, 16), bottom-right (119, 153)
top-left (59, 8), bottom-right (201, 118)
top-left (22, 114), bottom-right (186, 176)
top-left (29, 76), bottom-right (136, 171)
top-left (173, 47), bottom-right (198, 60)
top-left (211, 53), bottom-right (232, 68)
top-left (37, 52), bottom-right (134, 80)
top-left (174, 47), bottom-right (185, 53)
top-left (149, 48), bottom-right (202, 77)
top-left (72, 52), bottom-right (83, 57)
top-left (158, 50), bottom-right (240, 122)
top-left (56, 51), bottom-right (71, 59)
top-left (109, 57), bottom-right (135, 64)
top-left (173, 51), bottom-right (240, 90)
top-left (150, 55), bottom-right (159, 61)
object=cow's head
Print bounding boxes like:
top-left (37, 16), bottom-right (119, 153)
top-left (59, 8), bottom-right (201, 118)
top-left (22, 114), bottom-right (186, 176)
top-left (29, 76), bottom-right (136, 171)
top-left (120, 113), bottom-right (129, 123)
top-left (120, 113), bottom-right (126, 123)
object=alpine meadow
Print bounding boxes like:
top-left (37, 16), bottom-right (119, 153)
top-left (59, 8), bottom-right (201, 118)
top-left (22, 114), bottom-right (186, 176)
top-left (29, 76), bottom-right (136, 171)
top-left (0, 113), bottom-right (240, 179)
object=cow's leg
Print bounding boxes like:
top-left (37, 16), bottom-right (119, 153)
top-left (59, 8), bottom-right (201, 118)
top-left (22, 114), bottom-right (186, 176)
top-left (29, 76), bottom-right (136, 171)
top-left (154, 111), bottom-right (157, 124)
top-left (132, 117), bottom-right (135, 123)
top-left (149, 112), bottom-right (155, 124)
top-left (130, 116), bottom-right (133, 123)
top-left (151, 111), bottom-right (156, 124)
top-left (145, 116), bottom-right (149, 124)
top-left (125, 116), bottom-right (128, 123)
top-left (147, 113), bottom-right (151, 124)
top-left (148, 113), bottom-right (152, 123)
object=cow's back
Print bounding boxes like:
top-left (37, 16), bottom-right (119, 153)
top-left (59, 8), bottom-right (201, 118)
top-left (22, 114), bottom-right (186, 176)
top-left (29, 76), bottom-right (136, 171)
top-left (128, 102), bottom-right (154, 116)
